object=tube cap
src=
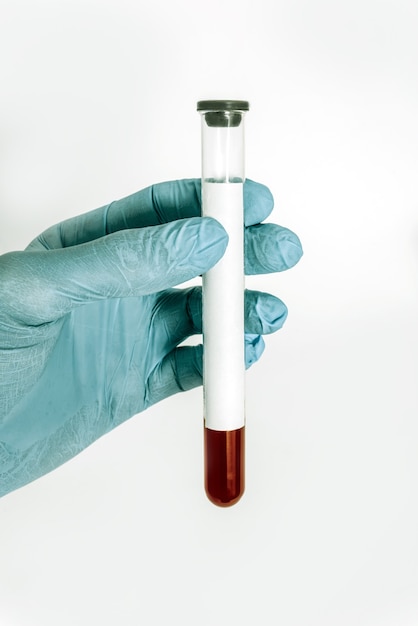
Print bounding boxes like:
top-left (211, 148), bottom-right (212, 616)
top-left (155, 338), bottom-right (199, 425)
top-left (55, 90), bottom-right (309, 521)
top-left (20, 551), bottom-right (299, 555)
top-left (197, 100), bottom-right (250, 112)
top-left (197, 100), bottom-right (249, 128)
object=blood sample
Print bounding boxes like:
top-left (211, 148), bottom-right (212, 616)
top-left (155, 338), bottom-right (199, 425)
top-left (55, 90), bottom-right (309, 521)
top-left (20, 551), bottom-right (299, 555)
top-left (197, 100), bottom-right (249, 507)
top-left (204, 426), bottom-right (245, 507)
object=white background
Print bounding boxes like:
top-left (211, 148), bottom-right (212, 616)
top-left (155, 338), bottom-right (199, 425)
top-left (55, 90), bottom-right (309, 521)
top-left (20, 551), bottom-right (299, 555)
top-left (0, 0), bottom-right (417, 624)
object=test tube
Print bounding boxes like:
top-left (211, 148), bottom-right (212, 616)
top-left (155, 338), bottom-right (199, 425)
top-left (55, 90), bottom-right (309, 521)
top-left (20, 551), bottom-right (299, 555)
top-left (197, 99), bottom-right (249, 507)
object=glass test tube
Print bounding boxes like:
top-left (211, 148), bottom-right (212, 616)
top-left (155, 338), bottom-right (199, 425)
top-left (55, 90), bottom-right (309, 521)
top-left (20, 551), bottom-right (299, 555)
top-left (197, 99), bottom-right (249, 507)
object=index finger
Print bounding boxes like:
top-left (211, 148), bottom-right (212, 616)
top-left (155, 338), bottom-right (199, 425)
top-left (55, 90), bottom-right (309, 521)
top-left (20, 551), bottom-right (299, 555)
top-left (27, 179), bottom-right (274, 250)
top-left (135, 178), bottom-right (273, 227)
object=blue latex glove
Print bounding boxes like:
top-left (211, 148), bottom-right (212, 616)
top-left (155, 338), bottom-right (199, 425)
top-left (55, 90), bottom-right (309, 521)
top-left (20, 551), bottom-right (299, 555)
top-left (0, 179), bottom-right (302, 497)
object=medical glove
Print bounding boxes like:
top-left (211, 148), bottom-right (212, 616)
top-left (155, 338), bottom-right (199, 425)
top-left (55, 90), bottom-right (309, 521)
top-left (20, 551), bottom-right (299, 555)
top-left (0, 179), bottom-right (302, 496)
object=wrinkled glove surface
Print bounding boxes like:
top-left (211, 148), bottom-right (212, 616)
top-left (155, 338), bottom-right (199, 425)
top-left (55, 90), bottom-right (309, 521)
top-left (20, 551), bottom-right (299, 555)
top-left (0, 179), bottom-right (302, 496)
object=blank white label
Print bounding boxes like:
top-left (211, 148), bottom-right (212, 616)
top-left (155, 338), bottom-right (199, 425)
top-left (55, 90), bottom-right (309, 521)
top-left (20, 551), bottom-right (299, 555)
top-left (202, 182), bottom-right (245, 431)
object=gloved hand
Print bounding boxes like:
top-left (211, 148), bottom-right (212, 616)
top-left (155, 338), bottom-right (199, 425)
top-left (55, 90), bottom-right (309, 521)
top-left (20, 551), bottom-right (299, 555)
top-left (0, 179), bottom-right (302, 497)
